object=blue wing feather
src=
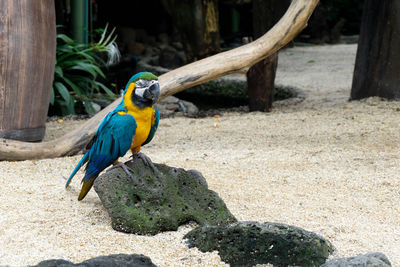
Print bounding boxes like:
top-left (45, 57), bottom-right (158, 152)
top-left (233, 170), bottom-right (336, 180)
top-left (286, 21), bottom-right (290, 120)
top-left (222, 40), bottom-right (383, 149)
top-left (65, 110), bottom-right (136, 187)
top-left (84, 112), bottom-right (137, 182)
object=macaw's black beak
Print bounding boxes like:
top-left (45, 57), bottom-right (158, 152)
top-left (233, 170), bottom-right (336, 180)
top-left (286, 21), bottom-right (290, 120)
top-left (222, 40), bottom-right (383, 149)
top-left (144, 82), bottom-right (160, 103)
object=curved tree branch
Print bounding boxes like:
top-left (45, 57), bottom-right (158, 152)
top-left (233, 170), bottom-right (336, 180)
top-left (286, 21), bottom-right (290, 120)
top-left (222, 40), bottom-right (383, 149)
top-left (0, 0), bottom-right (319, 161)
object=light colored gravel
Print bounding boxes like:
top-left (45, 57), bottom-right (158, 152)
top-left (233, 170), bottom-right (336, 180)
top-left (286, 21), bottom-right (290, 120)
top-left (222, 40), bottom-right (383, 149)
top-left (1, 44), bottom-right (400, 266)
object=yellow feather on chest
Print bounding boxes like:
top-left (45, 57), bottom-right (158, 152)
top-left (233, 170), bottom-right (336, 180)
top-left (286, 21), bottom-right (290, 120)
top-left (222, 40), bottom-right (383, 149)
top-left (118, 82), bottom-right (154, 152)
top-left (129, 107), bottom-right (153, 149)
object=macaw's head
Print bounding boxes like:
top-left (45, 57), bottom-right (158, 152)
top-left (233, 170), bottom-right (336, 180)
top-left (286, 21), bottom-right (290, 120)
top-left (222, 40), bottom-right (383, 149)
top-left (123, 72), bottom-right (160, 109)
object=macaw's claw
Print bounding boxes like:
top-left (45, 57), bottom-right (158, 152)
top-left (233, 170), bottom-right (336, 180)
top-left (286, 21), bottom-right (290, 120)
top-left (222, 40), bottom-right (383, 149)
top-left (108, 162), bottom-right (139, 186)
top-left (132, 152), bottom-right (157, 173)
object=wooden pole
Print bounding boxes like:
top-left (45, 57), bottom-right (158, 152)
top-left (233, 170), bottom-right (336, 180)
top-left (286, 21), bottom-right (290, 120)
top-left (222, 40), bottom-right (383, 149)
top-left (351, 0), bottom-right (400, 99)
top-left (0, 0), bottom-right (56, 141)
top-left (0, 0), bottom-right (319, 161)
top-left (247, 54), bottom-right (278, 111)
top-left (247, 0), bottom-right (289, 112)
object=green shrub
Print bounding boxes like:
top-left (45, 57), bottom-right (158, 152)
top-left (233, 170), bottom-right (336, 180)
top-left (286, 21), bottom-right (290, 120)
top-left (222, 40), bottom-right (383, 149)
top-left (51, 25), bottom-right (120, 115)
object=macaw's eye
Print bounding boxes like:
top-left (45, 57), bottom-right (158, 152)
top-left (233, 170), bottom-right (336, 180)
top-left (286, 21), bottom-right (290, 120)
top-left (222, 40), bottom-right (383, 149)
top-left (135, 79), bottom-right (147, 88)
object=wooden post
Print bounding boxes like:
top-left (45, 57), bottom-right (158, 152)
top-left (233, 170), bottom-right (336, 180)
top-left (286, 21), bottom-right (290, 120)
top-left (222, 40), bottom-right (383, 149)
top-left (351, 0), bottom-right (400, 99)
top-left (0, 0), bottom-right (56, 141)
top-left (247, 0), bottom-right (289, 112)
top-left (247, 54), bottom-right (278, 111)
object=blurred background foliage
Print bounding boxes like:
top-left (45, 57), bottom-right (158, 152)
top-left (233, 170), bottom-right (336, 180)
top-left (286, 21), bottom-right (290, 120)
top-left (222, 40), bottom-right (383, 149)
top-left (50, 26), bottom-right (119, 116)
top-left (323, 0), bottom-right (365, 35)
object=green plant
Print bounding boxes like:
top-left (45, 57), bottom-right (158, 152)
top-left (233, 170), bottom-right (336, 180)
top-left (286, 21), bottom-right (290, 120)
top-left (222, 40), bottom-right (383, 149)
top-left (51, 25), bottom-right (120, 115)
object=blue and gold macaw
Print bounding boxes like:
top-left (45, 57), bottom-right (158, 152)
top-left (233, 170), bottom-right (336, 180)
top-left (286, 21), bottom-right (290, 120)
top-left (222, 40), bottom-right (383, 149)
top-left (65, 72), bottom-right (161, 200)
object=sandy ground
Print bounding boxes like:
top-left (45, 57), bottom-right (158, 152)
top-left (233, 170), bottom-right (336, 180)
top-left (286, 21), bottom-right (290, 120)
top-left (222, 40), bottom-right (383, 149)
top-left (1, 44), bottom-right (400, 266)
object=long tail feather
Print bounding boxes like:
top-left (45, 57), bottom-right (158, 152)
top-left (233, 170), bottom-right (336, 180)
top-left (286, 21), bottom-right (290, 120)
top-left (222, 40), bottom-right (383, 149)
top-left (77, 176), bottom-right (97, 201)
top-left (65, 153), bottom-right (89, 188)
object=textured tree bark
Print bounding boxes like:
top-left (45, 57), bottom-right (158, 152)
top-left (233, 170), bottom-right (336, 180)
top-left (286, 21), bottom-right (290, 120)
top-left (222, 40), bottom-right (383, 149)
top-left (351, 0), bottom-right (400, 99)
top-left (0, 0), bottom-right (319, 161)
top-left (161, 0), bottom-right (220, 61)
top-left (0, 0), bottom-right (56, 141)
top-left (247, 0), bottom-right (289, 112)
top-left (247, 54), bottom-right (278, 111)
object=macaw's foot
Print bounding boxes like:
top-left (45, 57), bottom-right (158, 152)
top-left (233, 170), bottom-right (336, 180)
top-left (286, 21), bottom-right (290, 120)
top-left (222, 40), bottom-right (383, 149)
top-left (132, 152), bottom-right (157, 173)
top-left (108, 162), bottom-right (139, 186)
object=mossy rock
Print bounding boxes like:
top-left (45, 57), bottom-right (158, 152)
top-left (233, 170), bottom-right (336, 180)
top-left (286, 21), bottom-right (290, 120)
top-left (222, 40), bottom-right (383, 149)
top-left (184, 221), bottom-right (334, 267)
top-left (93, 157), bottom-right (237, 235)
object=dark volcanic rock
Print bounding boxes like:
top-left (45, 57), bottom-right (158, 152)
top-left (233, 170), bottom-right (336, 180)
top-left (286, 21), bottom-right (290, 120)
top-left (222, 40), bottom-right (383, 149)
top-left (32, 254), bottom-right (156, 267)
top-left (184, 221), bottom-right (334, 267)
top-left (321, 252), bottom-right (392, 267)
top-left (94, 157), bottom-right (237, 235)
top-left (33, 259), bottom-right (73, 267)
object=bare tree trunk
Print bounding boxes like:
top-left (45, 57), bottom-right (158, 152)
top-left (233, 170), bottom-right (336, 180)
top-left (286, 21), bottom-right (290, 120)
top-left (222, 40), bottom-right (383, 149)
top-left (351, 0), bottom-right (400, 99)
top-left (247, 0), bottom-right (289, 112)
top-left (0, 0), bottom-right (319, 161)
top-left (247, 54), bottom-right (278, 111)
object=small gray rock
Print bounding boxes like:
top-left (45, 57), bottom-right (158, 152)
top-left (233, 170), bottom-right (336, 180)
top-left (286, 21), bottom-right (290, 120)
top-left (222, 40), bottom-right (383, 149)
top-left (94, 157), bottom-right (237, 235)
top-left (155, 96), bottom-right (199, 117)
top-left (321, 252), bottom-right (392, 267)
top-left (184, 221), bottom-right (334, 267)
top-left (30, 254), bottom-right (156, 267)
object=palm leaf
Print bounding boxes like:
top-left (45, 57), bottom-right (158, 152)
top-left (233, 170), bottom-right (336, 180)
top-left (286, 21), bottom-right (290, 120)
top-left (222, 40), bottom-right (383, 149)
top-left (51, 25), bottom-right (120, 115)
top-left (54, 82), bottom-right (71, 103)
